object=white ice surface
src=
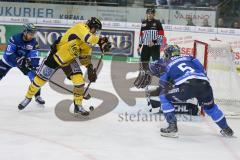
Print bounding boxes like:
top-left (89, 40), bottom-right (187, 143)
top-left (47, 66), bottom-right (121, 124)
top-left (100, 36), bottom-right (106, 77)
top-left (0, 60), bottom-right (240, 160)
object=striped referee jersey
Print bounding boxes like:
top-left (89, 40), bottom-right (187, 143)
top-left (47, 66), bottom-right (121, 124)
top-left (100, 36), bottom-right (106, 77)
top-left (139, 19), bottom-right (164, 46)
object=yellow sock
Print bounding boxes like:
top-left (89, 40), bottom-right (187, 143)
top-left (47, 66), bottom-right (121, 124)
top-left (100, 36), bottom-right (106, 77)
top-left (73, 86), bottom-right (84, 105)
top-left (70, 74), bottom-right (85, 105)
top-left (26, 76), bottom-right (47, 99)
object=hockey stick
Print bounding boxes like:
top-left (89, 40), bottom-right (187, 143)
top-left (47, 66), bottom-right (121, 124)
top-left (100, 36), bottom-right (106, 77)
top-left (31, 70), bottom-right (89, 99)
top-left (48, 51), bottom-right (105, 99)
top-left (49, 79), bottom-right (91, 100)
top-left (83, 51), bottom-right (105, 97)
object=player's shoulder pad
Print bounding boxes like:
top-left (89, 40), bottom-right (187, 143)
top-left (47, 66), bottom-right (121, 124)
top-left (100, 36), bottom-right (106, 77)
top-left (183, 54), bottom-right (194, 59)
top-left (9, 33), bottom-right (22, 44)
top-left (76, 23), bottom-right (91, 34)
top-left (76, 22), bottom-right (88, 29)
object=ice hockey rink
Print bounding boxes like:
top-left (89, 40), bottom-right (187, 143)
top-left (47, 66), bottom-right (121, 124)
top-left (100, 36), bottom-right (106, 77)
top-left (0, 60), bottom-right (239, 160)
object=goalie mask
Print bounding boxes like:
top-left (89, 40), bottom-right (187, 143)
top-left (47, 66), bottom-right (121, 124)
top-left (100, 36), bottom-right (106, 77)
top-left (163, 45), bottom-right (181, 60)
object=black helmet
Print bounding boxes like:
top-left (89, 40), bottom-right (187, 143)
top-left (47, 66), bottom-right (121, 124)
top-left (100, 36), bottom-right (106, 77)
top-left (23, 23), bottom-right (37, 33)
top-left (86, 17), bottom-right (102, 30)
top-left (146, 8), bottom-right (155, 14)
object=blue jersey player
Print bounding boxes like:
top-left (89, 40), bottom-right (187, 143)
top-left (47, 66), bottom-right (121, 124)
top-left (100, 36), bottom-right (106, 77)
top-left (139, 45), bottom-right (233, 138)
top-left (0, 23), bottom-right (45, 105)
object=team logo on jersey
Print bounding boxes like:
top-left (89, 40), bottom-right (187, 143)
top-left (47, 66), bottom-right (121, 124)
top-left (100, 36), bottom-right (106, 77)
top-left (153, 23), bottom-right (156, 26)
top-left (42, 67), bottom-right (53, 78)
top-left (26, 45), bottom-right (33, 50)
top-left (141, 23), bottom-right (147, 27)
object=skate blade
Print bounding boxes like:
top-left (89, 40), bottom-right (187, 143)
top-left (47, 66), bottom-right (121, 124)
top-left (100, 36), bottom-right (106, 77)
top-left (220, 133), bottom-right (236, 138)
top-left (18, 105), bottom-right (26, 110)
top-left (74, 111), bottom-right (90, 116)
top-left (160, 132), bottom-right (179, 138)
top-left (35, 101), bottom-right (45, 105)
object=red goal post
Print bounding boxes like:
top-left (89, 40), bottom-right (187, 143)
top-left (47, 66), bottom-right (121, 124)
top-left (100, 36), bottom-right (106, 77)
top-left (193, 40), bottom-right (208, 70)
top-left (193, 39), bottom-right (240, 118)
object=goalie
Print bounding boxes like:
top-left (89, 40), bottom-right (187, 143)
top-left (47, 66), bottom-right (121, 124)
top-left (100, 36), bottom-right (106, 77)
top-left (18, 17), bottom-right (111, 116)
top-left (135, 45), bottom-right (234, 138)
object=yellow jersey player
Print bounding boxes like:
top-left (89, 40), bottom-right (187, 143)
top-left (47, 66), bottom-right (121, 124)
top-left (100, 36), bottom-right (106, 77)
top-left (18, 17), bottom-right (111, 116)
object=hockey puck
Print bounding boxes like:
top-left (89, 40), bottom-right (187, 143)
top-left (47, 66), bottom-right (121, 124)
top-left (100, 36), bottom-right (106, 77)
top-left (89, 106), bottom-right (94, 111)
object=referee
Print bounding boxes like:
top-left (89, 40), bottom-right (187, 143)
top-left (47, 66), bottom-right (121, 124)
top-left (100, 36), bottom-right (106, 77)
top-left (137, 8), bottom-right (164, 70)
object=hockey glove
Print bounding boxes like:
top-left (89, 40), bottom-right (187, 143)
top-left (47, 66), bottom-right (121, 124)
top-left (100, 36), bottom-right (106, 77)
top-left (16, 57), bottom-right (32, 75)
top-left (98, 37), bottom-right (111, 52)
top-left (87, 64), bottom-right (97, 82)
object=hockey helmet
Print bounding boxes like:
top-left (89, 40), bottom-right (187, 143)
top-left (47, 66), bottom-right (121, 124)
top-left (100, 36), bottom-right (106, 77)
top-left (164, 45), bottom-right (181, 60)
top-left (23, 23), bottom-right (37, 33)
top-left (86, 17), bottom-right (102, 30)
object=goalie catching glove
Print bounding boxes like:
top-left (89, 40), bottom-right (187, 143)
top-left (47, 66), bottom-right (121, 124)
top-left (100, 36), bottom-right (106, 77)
top-left (134, 69), bottom-right (152, 88)
top-left (98, 37), bottom-right (111, 52)
top-left (87, 64), bottom-right (97, 82)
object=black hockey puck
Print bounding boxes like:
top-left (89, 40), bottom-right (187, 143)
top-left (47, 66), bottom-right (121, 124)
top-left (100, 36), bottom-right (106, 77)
top-left (89, 106), bottom-right (94, 111)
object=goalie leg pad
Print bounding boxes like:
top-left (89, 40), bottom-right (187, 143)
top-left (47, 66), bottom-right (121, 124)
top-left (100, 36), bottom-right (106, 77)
top-left (134, 70), bottom-right (152, 88)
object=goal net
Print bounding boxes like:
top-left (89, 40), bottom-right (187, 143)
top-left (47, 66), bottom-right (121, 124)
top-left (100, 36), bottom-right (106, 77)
top-left (193, 39), bottom-right (240, 118)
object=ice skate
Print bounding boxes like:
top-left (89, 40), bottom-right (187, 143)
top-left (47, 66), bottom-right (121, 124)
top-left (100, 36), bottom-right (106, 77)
top-left (18, 97), bottom-right (32, 110)
top-left (74, 104), bottom-right (89, 116)
top-left (35, 96), bottom-right (45, 105)
top-left (160, 122), bottom-right (178, 138)
top-left (220, 127), bottom-right (234, 137)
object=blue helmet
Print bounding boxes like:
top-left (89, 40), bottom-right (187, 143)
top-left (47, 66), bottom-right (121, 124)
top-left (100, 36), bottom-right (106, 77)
top-left (149, 59), bottom-right (166, 77)
top-left (23, 23), bottom-right (37, 33)
top-left (164, 45), bottom-right (181, 60)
